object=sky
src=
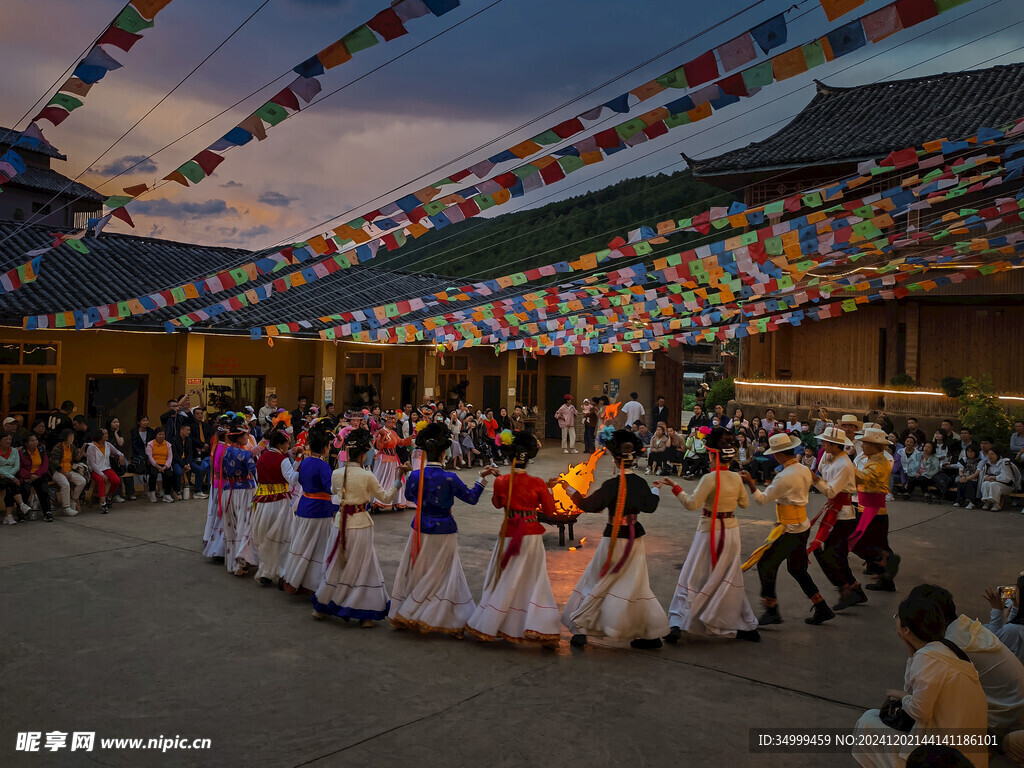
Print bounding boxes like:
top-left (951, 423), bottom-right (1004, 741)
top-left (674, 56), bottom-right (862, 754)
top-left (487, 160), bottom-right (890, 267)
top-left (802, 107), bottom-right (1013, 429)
top-left (1, 0), bottom-right (1022, 263)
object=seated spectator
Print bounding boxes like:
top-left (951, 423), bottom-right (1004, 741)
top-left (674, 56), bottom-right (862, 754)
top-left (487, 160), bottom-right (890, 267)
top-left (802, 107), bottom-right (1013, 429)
top-left (146, 427), bottom-right (175, 504)
top-left (0, 433), bottom-right (31, 524)
top-left (2, 417), bottom-right (18, 446)
top-left (86, 429), bottom-right (125, 514)
top-left (71, 416), bottom-right (89, 449)
top-left (750, 416), bottom-right (763, 436)
top-left (852, 593), bottom-right (988, 768)
top-left (633, 422), bottom-right (651, 453)
top-left (954, 445), bottom-right (982, 510)
top-left (735, 432), bottom-right (755, 475)
top-left (17, 433), bottom-right (52, 523)
top-left (645, 425), bottom-right (669, 475)
top-left (905, 442), bottom-right (942, 504)
top-left (751, 428), bottom-right (773, 483)
top-left (762, 408), bottom-right (778, 434)
top-left (682, 426), bottom-right (710, 480)
top-left (893, 436), bottom-right (919, 499)
top-left (129, 416), bottom-right (154, 475)
top-left (687, 405), bottom-right (711, 432)
top-left (984, 574), bottom-right (1024, 664)
top-left (898, 417), bottom-right (928, 447)
top-left (44, 400), bottom-right (75, 451)
top-left (106, 417), bottom-right (131, 502)
top-left (50, 429), bottom-right (86, 517)
top-left (712, 404), bottom-right (731, 430)
top-left (171, 423), bottom-right (195, 500)
top-left (29, 419), bottom-right (48, 449)
top-left (1012, 420), bottom-right (1024, 470)
top-left (980, 447), bottom-right (1016, 511)
top-left (785, 411), bottom-right (802, 433)
top-left (913, 583), bottom-right (1024, 737)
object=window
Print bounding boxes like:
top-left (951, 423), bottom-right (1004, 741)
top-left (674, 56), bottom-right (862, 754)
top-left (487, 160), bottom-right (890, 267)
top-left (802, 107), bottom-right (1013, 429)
top-left (344, 351), bottom-right (383, 408)
top-left (31, 202), bottom-right (51, 215)
top-left (516, 356), bottom-right (538, 407)
top-left (437, 354), bottom-right (469, 407)
top-left (12, 208), bottom-right (24, 221)
top-left (0, 341), bottom-right (60, 426)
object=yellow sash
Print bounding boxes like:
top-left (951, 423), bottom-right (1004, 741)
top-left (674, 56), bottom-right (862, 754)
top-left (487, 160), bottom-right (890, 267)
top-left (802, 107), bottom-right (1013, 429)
top-left (741, 504), bottom-right (807, 571)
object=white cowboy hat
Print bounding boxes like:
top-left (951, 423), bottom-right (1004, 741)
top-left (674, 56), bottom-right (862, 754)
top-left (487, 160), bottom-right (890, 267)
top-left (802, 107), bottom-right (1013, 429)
top-left (817, 426), bottom-right (853, 447)
top-left (763, 432), bottom-right (803, 456)
top-left (861, 421), bottom-right (879, 431)
top-left (856, 427), bottom-right (892, 445)
top-left (836, 414), bottom-right (863, 429)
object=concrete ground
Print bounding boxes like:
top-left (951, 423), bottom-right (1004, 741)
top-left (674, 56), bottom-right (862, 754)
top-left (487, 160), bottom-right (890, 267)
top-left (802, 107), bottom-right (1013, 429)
top-left (3, 443), bottom-right (1021, 767)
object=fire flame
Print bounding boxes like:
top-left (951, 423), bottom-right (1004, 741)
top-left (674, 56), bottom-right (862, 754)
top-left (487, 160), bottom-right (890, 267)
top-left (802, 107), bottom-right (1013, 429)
top-left (551, 449), bottom-right (605, 517)
top-left (602, 401), bottom-right (622, 424)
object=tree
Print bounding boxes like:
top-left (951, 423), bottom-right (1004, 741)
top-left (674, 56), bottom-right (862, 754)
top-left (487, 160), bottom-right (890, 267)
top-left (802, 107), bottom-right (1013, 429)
top-left (705, 377), bottom-right (735, 412)
top-left (957, 375), bottom-right (1012, 449)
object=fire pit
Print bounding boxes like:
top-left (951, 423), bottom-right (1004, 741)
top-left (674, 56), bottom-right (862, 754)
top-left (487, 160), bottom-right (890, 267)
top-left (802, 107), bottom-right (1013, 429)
top-left (542, 449), bottom-right (604, 546)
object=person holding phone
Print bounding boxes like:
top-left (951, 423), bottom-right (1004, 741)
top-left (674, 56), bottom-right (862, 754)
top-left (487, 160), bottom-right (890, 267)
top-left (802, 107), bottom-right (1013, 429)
top-left (984, 574), bottom-right (1024, 663)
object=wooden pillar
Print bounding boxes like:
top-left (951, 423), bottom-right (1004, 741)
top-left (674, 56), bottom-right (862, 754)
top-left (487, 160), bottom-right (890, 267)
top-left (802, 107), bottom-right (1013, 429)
top-left (313, 341), bottom-right (337, 406)
top-left (905, 302), bottom-right (920, 382)
top-left (423, 348), bottom-right (438, 404)
top-left (884, 302), bottom-right (899, 384)
top-left (501, 351), bottom-right (517, 413)
top-left (174, 333), bottom-right (206, 401)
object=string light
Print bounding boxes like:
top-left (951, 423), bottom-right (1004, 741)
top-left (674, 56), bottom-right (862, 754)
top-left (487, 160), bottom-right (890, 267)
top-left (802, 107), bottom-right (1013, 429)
top-left (734, 380), bottom-right (1024, 401)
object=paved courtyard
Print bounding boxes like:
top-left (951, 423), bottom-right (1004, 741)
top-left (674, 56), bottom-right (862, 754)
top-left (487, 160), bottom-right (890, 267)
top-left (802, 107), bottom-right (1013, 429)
top-left (3, 444), bottom-right (1021, 767)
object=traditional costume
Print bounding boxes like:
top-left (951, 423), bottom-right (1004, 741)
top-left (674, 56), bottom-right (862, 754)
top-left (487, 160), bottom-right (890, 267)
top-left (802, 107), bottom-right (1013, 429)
top-left (221, 440), bottom-right (257, 575)
top-left (467, 431), bottom-right (561, 647)
top-left (562, 429), bottom-right (670, 649)
top-left (852, 428), bottom-right (900, 592)
top-left (372, 412), bottom-right (412, 509)
top-left (743, 432), bottom-right (834, 626)
top-left (201, 417), bottom-right (231, 559)
top-left (810, 426), bottom-right (867, 611)
top-left (389, 423), bottom-right (487, 636)
top-left (278, 430), bottom-right (339, 593)
top-left (313, 429), bottom-right (402, 623)
top-left (666, 430), bottom-right (758, 640)
top-left (242, 443), bottom-right (294, 585)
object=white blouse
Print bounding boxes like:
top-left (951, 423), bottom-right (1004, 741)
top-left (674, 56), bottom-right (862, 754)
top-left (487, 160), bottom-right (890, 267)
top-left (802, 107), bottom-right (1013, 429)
top-left (330, 464), bottom-right (399, 530)
top-left (672, 470), bottom-right (748, 532)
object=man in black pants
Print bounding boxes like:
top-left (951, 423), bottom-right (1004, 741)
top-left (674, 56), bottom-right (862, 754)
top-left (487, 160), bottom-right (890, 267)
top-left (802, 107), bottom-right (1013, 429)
top-left (741, 432), bottom-right (835, 627)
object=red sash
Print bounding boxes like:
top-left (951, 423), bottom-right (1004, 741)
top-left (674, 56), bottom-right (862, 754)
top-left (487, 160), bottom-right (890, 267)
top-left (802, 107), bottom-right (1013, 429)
top-left (848, 492), bottom-right (886, 547)
top-left (807, 491), bottom-right (852, 554)
top-left (325, 504), bottom-right (367, 573)
top-left (499, 512), bottom-right (539, 569)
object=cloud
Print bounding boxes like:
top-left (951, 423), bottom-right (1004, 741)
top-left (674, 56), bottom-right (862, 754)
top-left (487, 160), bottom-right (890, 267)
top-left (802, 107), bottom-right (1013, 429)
top-left (221, 180), bottom-right (244, 188)
top-left (131, 198), bottom-right (239, 218)
top-left (258, 191), bottom-right (295, 207)
top-left (92, 154), bottom-right (158, 175)
top-left (239, 225), bottom-right (272, 239)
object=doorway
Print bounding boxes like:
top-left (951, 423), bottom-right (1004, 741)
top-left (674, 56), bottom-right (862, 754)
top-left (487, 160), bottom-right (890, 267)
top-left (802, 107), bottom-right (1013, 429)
top-left (400, 375), bottom-right (418, 409)
top-left (482, 376), bottom-right (501, 412)
top-left (545, 375), bottom-right (572, 439)
top-left (86, 375), bottom-right (146, 431)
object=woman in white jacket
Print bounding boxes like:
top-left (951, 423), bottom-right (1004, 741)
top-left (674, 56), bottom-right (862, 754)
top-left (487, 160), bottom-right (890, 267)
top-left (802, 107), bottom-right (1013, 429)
top-left (86, 429), bottom-right (126, 514)
top-left (980, 448), bottom-right (1016, 511)
top-left (853, 593), bottom-right (989, 768)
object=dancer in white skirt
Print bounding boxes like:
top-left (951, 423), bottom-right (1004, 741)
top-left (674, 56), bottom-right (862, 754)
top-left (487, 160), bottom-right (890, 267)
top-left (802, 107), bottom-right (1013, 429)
top-left (221, 423), bottom-right (257, 576)
top-left (557, 428), bottom-right (670, 650)
top-left (657, 427), bottom-right (760, 643)
top-left (242, 429), bottom-right (295, 586)
top-left (467, 431), bottom-right (560, 647)
top-left (313, 429), bottom-right (409, 625)
top-left (389, 422), bottom-right (495, 636)
top-left (201, 415), bottom-right (232, 561)
top-left (278, 425), bottom-right (338, 594)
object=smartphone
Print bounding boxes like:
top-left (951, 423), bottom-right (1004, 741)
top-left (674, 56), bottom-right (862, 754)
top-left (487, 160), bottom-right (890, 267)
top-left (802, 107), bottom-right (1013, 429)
top-left (999, 586), bottom-right (1018, 602)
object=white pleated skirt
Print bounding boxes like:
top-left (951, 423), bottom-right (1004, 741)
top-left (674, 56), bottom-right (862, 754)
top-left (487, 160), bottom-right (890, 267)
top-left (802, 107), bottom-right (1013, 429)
top-left (466, 534), bottom-right (560, 644)
top-left (389, 531), bottom-right (475, 635)
top-left (278, 516), bottom-right (335, 594)
top-left (223, 488), bottom-right (255, 573)
top-left (668, 519), bottom-right (757, 637)
top-left (372, 457), bottom-right (409, 508)
top-left (244, 497), bottom-right (293, 582)
top-left (201, 489), bottom-right (226, 559)
top-left (312, 526), bottom-right (390, 621)
top-left (562, 536), bottom-right (670, 642)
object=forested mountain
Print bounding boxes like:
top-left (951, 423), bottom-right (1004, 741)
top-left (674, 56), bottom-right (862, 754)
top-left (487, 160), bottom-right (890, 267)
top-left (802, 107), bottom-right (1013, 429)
top-left (397, 169), bottom-right (736, 279)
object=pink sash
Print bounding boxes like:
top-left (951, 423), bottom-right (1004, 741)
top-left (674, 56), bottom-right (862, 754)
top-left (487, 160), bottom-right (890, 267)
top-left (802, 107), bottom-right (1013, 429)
top-left (848, 492), bottom-right (886, 547)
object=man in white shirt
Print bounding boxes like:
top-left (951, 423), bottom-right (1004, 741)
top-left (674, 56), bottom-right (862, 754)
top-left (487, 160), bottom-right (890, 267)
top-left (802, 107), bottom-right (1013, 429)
top-left (620, 392), bottom-right (645, 426)
top-left (741, 432), bottom-right (835, 627)
top-left (812, 427), bottom-right (867, 612)
top-left (257, 394), bottom-right (279, 434)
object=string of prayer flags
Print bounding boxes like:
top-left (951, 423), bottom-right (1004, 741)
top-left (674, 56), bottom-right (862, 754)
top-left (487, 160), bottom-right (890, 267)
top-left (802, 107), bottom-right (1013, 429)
top-left (34, 0), bottom-right (176, 127)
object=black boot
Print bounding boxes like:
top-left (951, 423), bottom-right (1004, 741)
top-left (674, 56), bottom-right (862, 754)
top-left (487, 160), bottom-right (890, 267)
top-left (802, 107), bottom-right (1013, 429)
top-left (664, 626), bottom-right (682, 644)
top-left (758, 605), bottom-right (783, 626)
top-left (735, 629), bottom-right (761, 642)
top-left (832, 585), bottom-right (868, 611)
top-left (866, 577), bottom-right (896, 592)
top-left (630, 637), bottom-right (663, 650)
top-left (570, 634), bottom-right (587, 647)
top-left (805, 601), bottom-right (835, 625)
top-left (884, 553), bottom-right (901, 580)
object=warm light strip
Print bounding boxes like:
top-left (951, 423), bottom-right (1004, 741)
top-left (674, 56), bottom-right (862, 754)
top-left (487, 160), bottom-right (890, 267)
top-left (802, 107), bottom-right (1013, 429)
top-left (734, 380), bottom-right (1024, 402)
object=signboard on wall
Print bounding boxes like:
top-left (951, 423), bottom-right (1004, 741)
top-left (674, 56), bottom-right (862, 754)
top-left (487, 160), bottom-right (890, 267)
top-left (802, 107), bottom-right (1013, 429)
top-left (609, 378), bottom-right (620, 400)
top-left (186, 377), bottom-right (202, 386)
top-left (265, 386), bottom-right (276, 396)
top-left (323, 376), bottom-right (334, 404)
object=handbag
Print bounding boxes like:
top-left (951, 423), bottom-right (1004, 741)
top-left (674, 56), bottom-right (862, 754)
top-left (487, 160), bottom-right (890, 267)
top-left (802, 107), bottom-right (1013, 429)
top-left (879, 638), bottom-right (972, 733)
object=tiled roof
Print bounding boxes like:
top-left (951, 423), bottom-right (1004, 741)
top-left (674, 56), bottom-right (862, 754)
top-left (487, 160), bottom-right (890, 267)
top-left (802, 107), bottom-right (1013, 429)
top-left (6, 165), bottom-right (104, 204)
top-left (0, 221), bottom-right (459, 335)
top-left (688, 63), bottom-right (1024, 176)
top-left (0, 126), bottom-right (68, 161)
